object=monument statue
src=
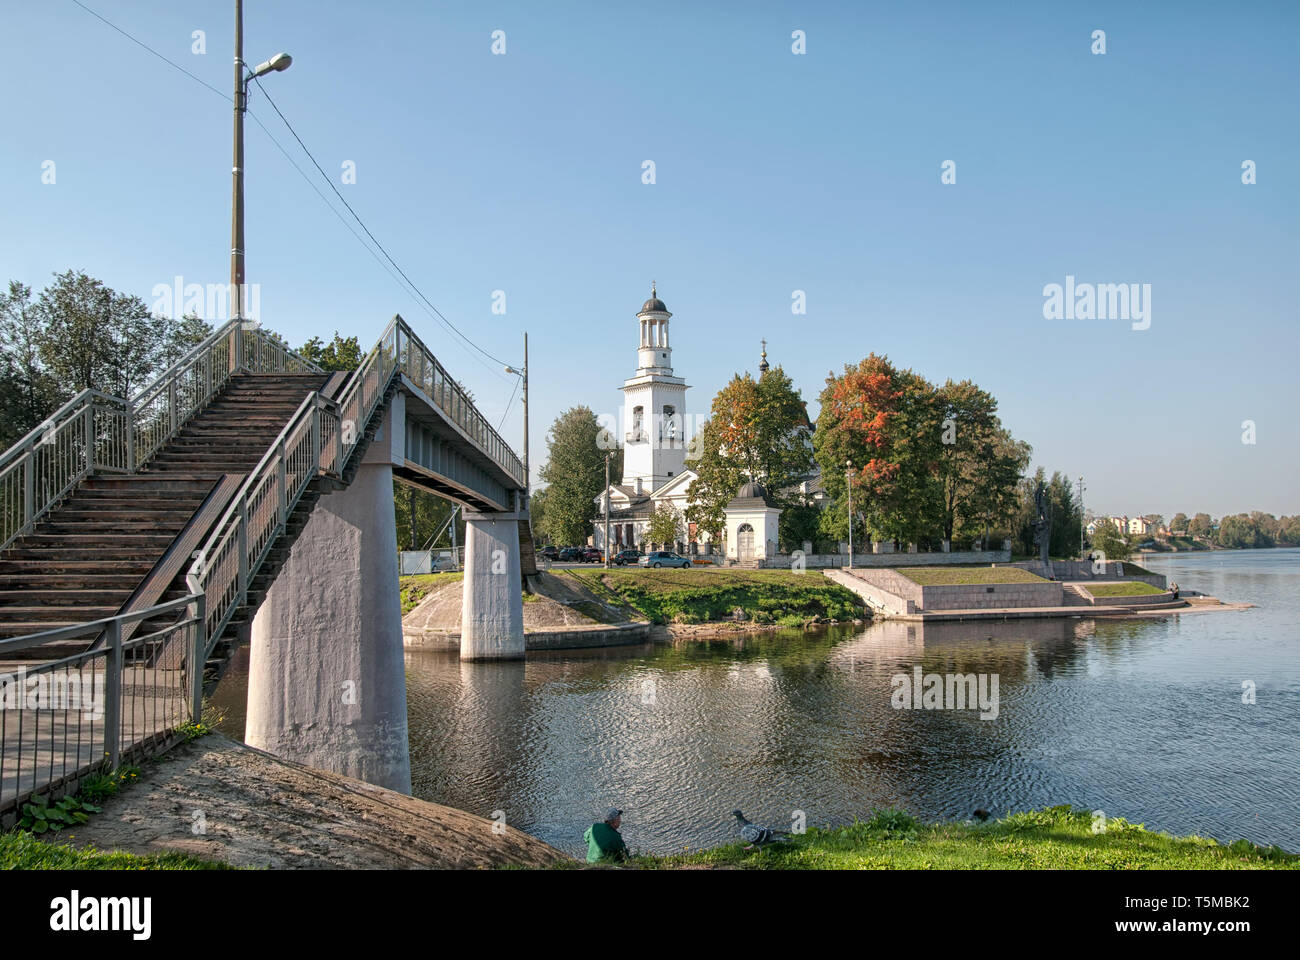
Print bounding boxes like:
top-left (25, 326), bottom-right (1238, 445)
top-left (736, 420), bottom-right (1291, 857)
top-left (1032, 479), bottom-right (1053, 572)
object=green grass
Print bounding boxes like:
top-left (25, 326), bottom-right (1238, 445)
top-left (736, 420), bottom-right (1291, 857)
top-left (632, 806), bottom-right (1297, 870)
top-left (1088, 582), bottom-right (1165, 597)
top-left (565, 568), bottom-right (864, 626)
top-left (399, 572), bottom-right (463, 614)
top-left (898, 566), bottom-right (1047, 586)
top-left (0, 831), bottom-right (231, 870)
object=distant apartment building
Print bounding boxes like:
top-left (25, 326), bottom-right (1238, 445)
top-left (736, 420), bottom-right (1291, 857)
top-left (1087, 515), bottom-right (1155, 537)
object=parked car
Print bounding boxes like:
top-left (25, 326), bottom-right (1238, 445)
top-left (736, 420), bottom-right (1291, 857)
top-left (610, 549), bottom-right (642, 566)
top-left (580, 547), bottom-right (604, 563)
top-left (430, 553), bottom-right (457, 572)
top-left (557, 547), bottom-right (584, 562)
top-left (638, 550), bottom-right (691, 569)
top-left (538, 545), bottom-right (559, 561)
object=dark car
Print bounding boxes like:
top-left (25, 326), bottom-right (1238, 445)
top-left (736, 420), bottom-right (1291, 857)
top-left (580, 547), bottom-right (604, 563)
top-left (538, 545), bottom-right (559, 561)
top-left (611, 549), bottom-right (642, 566)
top-left (638, 551), bottom-right (691, 569)
top-left (557, 547), bottom-right (584, 562)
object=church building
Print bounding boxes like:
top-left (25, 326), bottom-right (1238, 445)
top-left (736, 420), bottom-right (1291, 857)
top-left (591, 285), bottom-right (825, 561)
top-left (594, 286), bottom-right (706, 553)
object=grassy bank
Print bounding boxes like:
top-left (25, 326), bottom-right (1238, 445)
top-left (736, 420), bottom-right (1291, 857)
top-left (1, 831), bottom-right (230, 869)
top-left (1089, 581), bottom-right (1165, 597)
top-left (399, 572), bottom-right (463, 614)
top-left (564, 568), bottom-right (864, 627)
top-left (900, 566), bottom-right (1046, 586)
top-left (634, 806), bottom-right (1297, 870)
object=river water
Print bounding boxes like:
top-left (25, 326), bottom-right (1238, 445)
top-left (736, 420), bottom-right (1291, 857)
top-left (215, 548), bottom-right (1300, 859)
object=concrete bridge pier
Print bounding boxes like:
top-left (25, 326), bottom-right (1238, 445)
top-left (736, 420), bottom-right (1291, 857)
top-left (460, 496), bottom-right (525, 661)
top-left (245, 403), bottom-right (412, 794)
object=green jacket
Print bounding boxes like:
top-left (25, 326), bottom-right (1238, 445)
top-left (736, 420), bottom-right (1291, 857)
top-left (584, 821), bottom-right (628, 863)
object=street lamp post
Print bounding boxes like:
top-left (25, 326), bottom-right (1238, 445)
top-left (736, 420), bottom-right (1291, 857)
top-left (230, 0), bottom-right (291, 322)
top-left (504, 331), bottom-right (529, 497)
top-left (846, 459), bottom-right (854, 569)
top-left (1078, 475), bottom-right (1086, 558)
top-left (603, 452), bottom-right (613, 569)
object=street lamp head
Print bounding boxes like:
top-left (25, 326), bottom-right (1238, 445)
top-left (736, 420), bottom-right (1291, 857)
top-left (250, 53), bottom-right (293, 78)
top-left (504, 365), bottom-right (521, 376)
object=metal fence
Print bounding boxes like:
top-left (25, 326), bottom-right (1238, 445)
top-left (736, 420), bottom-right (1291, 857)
top-left (0, 595), bottom-right (204, 824)
top-left (0, 313), bottom-right (526, 816)
top-left (0, 321), bottom-right (323, 553)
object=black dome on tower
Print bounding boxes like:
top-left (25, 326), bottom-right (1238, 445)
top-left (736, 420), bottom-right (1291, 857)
top-left (639, 282), bottom-right (668, 315)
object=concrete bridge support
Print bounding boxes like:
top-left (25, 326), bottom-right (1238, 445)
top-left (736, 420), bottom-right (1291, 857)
top-left (246, 404), bottom-right (412, 794)
top-left (460, 498), bottom-right (525, 661)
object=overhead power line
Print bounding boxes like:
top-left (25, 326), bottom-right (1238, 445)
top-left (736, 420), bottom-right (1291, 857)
top-left (68, 0), bottom-right (516, 382)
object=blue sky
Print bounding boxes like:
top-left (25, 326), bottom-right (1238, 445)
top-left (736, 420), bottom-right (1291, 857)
top-left (2, 1), bottom-right (1296, 518)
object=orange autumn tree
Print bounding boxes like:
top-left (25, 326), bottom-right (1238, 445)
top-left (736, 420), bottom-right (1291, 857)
top-left (686, 368), bottom-right (814, 541)
top-left (813, 354), bottom-right (943, 545)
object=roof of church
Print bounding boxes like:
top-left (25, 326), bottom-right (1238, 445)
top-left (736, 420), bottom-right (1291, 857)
top-left (638, 282), bottom-right (669, 315)
top-left (727, 479), bottom-right (777, 509)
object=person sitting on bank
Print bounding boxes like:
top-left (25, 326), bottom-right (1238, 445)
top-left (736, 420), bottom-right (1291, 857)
top-left (584, 807), bottom-right (629, 864)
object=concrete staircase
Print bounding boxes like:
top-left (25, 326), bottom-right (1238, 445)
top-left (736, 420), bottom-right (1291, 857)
top-left (0, 374), bottom-right (329, 653)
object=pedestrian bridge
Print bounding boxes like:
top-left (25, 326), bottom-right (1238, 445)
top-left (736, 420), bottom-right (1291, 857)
top-left (0, 315), bottom-right (530, 820)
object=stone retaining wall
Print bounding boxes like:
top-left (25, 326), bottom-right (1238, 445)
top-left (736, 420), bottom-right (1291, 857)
top-left (919, 580), bottom-right (1063, 610)
top-left (761, 548), bottom-right (1010, 570)
top-left (1080, 588), bottom-right (1176, 607)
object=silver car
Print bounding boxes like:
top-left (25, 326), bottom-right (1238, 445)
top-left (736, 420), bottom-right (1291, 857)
top-left (638, 551), bottom-right (691, 569)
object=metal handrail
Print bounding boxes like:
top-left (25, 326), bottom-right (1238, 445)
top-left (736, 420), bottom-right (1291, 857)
top-left (0, 322), bottom-right (322, 551)
top-left (383, 315), bottom-right (525, 487)
top-left (0, 592), bottom-right (206, 817)
top-left (185, 391), bottom-right (346, 654)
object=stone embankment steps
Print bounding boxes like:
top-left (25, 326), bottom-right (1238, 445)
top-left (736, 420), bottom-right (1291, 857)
top-left (0, 374), bottom-right (329, 654)
top-left (1062, 584), bottom-right (1092, 606)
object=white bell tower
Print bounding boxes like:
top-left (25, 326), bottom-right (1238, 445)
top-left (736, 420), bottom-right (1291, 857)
top-left (621, 284), bottom-right (689, 492)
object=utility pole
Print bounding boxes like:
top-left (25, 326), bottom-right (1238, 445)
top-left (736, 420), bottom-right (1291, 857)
top-left (603, 452), bottom-right (612, 569)
top-left (846, 459), bottom-right (854, 569)
top-left (1078, 475), bottom-right (1086, 558)
top-left (522, 332), bottom-right (529, 496)
top-left (230, 0), bottom-right (245, 320)
top-left (230, 0), bottom-right (291, 322)
top-left (505, 332), bottom-right (529, 500)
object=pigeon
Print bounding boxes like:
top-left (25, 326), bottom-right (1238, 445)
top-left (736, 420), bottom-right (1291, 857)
top-left (732, 809), bottom-right (790, 850)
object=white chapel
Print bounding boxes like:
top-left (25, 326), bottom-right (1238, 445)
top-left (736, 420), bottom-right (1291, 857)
top-left (594, 286), bottom-right (708, 553)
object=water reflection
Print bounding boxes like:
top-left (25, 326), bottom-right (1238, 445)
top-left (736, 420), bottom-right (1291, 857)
top-left (214, 549), bottom-right (1300, 858)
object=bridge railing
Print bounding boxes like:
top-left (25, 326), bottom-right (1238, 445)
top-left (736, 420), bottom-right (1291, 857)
top-left (388, 315), bottom-right (525, 488)
top-left (0, 320), bottom-right (322, 552)
top-left (0, 594), bottom-right (205, 825)
top-left (186, 393), bottom-right (342, 654)
top-left (0, 390), bottom-right (131, 553)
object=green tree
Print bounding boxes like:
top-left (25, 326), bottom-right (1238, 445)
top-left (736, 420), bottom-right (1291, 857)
top-left (684, 416), bottom-right (737, 541)
top-left (646, 502), bottom-right (685, 548)
top-left (0, 281), bottom-right (63, 447)
top-left (813, 355), bottom-right (943, 546)
top-left (393, 482), bottom-right (460, 551)
top-left (35, 269), bottom-right (159, 398)
top-left (539, 406), bottom-right (613, 546)
top-left (1091, 519), bottom-right (1132, 561)
top-left (527, 486), bottom-right (550, 544)
top-left (299, 332), bottom-right (364, 372)
top-left (1170, 512), bottom-right (1189, 534)
top-left (934, 379), bottom-right (1029, 545)
top-left (686, 365), bottom-right (814, 542)
top-left (158, 312), bottom-right (214, 372)
top-left (1188, 513), bottom-right (1215, 539)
